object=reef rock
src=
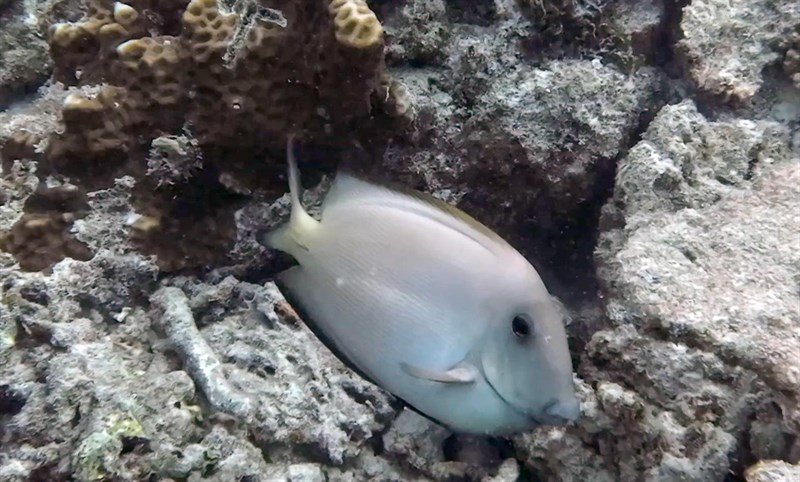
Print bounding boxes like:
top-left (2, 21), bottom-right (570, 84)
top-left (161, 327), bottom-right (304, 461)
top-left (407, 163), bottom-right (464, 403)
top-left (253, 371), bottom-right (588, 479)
top-left (0, 0), bottom-right (85, 110)
top-left (2, 0), bottom-right (800, 480)
top-left (746, 460), bottom-right (800, 482)
top-left (516, 100), bottom-right (799, 481)
top-left (377, 4), bottom-right (662, 299)
top-left (678, 0), bottom-right (800, 101)
top-left (0, 266), bottom-right (397, 480)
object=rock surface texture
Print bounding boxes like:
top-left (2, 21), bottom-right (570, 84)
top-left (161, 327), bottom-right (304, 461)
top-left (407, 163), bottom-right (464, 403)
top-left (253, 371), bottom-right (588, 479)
top-left (1, 0), bottom-right (799, 481)
top-left (0, 0), bottom-right (85, 110)
top-left (678, 0), bottom-right (800, 101)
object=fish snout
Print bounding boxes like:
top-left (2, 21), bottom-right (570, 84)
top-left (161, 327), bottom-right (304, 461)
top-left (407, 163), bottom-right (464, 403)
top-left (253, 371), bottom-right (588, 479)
top-left (541, 397), bottom-right (581, 425)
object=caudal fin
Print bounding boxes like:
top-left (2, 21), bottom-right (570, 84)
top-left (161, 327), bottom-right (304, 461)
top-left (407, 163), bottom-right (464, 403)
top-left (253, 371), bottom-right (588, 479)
top-left (259, 136), bottom-right (319, 256)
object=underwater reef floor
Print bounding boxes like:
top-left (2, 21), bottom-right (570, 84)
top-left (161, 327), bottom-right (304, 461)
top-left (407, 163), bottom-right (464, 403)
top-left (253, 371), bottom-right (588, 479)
top-left (1, 0), bottom-right (799, 480)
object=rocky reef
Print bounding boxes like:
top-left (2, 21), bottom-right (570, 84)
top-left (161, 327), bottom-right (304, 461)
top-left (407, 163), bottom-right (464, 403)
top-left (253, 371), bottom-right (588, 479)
top-left (0, 0), bottom-right (799, 481)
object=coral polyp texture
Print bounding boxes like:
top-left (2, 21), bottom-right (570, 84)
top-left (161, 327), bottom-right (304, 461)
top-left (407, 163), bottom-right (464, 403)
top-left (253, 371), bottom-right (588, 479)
top-left (33, 0), bottom-right (406, 271)
top-left (46, 0), bottom-right (394, 152)
top-left (329, 0), bottom-right (383, 49)
top-left (0, 184), bottom-right (92, 272)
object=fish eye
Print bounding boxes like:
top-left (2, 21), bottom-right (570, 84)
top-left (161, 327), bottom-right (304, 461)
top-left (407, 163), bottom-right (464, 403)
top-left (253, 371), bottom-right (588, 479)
top-left (511, 315), bottom-right (532, 339)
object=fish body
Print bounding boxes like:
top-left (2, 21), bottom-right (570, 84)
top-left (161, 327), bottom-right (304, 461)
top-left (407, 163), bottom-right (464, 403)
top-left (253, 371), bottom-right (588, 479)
top-left (262, 139), bottom-right (580, 435)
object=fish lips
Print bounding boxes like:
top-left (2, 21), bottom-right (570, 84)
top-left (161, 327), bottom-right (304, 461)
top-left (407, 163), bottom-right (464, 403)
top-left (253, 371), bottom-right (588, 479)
top-left (483, 373), bottom-right (574, 428)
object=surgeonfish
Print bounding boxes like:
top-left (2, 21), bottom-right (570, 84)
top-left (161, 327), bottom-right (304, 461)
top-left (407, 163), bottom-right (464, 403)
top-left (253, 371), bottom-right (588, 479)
top-left (260, 138), bottom-right (581, 435)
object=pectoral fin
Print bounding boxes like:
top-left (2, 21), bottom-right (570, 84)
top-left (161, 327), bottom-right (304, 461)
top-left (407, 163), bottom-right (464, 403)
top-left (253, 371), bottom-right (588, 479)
top-left (400, 361), bottom-right (478, 384)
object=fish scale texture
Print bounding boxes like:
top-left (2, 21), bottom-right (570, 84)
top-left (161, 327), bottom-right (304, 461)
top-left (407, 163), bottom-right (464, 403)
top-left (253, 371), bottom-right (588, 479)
top-left (1, 0), bottom-right (800, 480)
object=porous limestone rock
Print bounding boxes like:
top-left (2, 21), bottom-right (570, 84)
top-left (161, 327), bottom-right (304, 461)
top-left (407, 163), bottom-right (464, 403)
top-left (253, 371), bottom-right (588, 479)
top-left (678, 0), bottom-right (800, 101)
top-left (515, 100), bottom-right (799, 481)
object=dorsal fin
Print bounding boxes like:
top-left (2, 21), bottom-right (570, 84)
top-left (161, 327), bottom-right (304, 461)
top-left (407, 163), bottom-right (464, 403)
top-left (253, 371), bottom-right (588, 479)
top-left (260, 136), bottom-right (319, 255)
top-left (322, 170), bottom-right (512, 251)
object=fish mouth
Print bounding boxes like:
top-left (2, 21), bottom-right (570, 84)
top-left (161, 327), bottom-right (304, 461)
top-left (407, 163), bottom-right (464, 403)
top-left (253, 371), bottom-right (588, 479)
top-left (482, 374), bottom-right (544, 426)
top-left (482, 374), bottom-right (578, 427)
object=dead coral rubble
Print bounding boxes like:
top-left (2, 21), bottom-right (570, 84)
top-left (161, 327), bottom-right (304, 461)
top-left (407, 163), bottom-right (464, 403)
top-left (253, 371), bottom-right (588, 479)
top-left (150, 285), bottom-right (256, 421)
top-left (0, 267), bottom-right (399, 480)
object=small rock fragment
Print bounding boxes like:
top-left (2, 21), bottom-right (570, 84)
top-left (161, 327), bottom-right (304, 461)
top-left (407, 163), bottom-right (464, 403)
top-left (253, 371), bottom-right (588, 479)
top-left (745, 460), bottom-right (800, 482)
top-left (150, 286), bottom-right (255, 422)
top-left (288, 463), bottom-right (326, 482)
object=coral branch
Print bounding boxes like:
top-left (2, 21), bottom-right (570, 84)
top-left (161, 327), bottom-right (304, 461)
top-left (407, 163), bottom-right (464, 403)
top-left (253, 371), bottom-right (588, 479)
top-left (150, 286), bottom-right (255, 421)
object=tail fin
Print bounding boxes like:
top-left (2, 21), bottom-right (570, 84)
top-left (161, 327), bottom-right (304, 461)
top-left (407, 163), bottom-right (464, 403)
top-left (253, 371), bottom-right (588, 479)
top-left (259, 136), bottom-right (319, 255)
